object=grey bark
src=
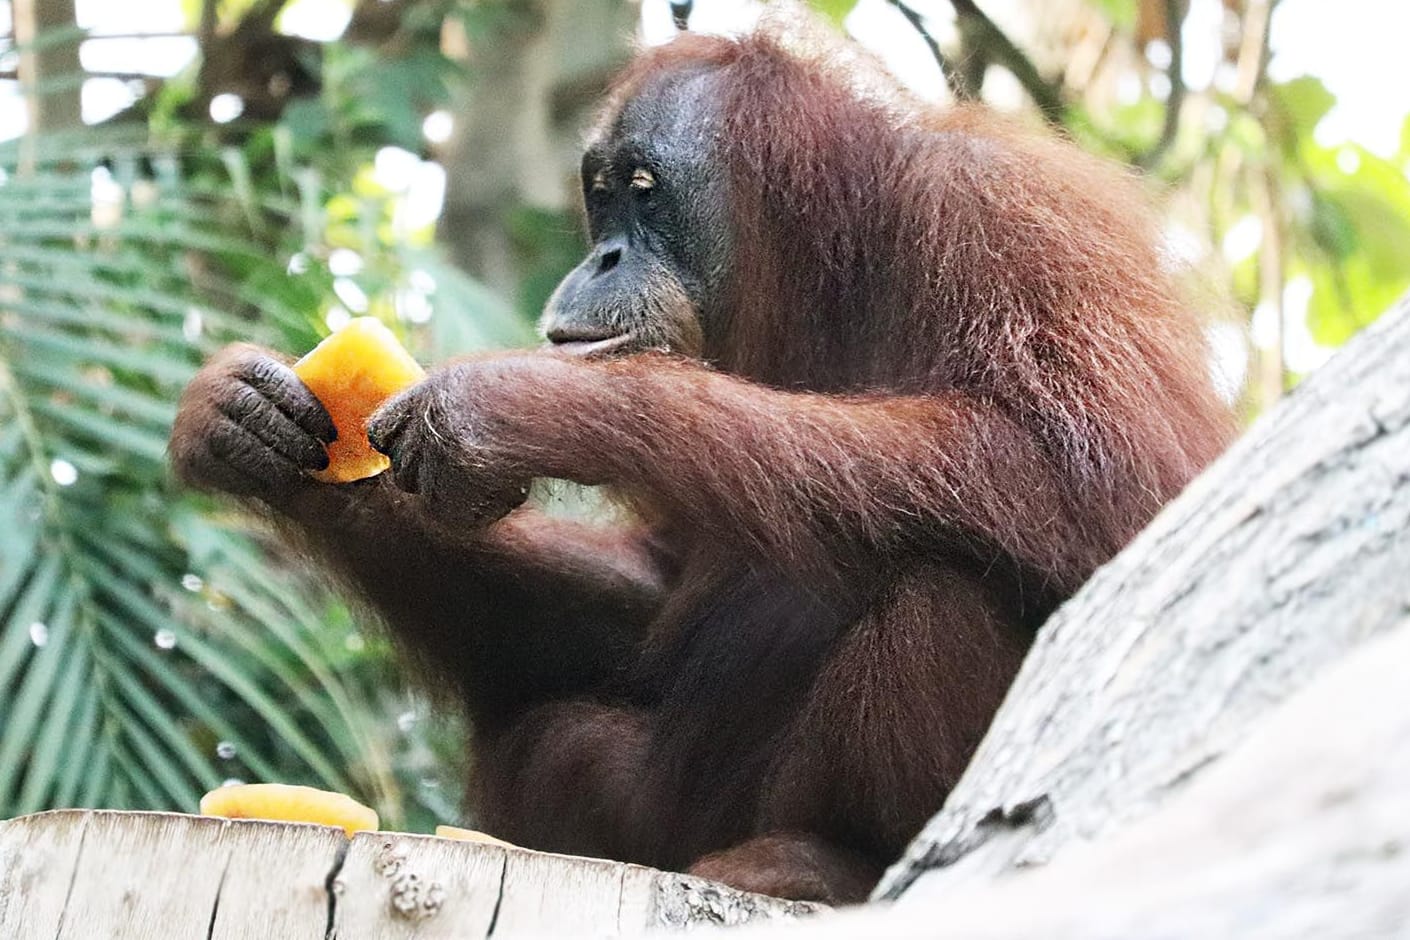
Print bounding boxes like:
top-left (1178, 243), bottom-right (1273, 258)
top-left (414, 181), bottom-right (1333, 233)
top-left (709, 612), bottom-right (1410, 938)
top-left (0, 812), bottom-right (814, 937)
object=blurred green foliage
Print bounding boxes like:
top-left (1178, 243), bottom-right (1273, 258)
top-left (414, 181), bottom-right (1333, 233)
top-left (0, 4), bottom-right (528, 828)
top-left (0, 130), bottom-right (449, 825)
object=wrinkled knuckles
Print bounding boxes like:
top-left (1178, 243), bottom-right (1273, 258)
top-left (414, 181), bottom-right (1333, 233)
top-left (210, 419), bottom-right (291, 489)
top-left (366, 385), bottom-right (424, 456)
top-left (219, 383), bottom-right (265, 424)
top-left (216, 381), bottom-right (328, 473)
top-left (232, 349), bottom-right (289, 389)
top-left (234, 352), bottom-right (338, 444)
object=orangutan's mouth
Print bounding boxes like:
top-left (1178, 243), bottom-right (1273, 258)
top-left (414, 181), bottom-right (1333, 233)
top-left (545, 331), bottom-right (636, 357)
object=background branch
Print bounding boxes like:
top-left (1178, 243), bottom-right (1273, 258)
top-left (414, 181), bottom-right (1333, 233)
top-left (0, 69), bottom-right (156, 82)
top-left (885, 0), bottom-right (969, 100)
top-left (198, 0), bottom-right (217, 50)
top-left (1137, 0), bottom-right (1188, 170)
top-left (948, 0), bottom-right (1065, 124)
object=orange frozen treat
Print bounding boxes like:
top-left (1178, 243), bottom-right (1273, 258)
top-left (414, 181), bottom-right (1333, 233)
top-left (293, 317), bottom-right (425, 483)
top-left (199, 782), bottom-right (379, 837)
top-left (434, 825), bottom-right (514, 847)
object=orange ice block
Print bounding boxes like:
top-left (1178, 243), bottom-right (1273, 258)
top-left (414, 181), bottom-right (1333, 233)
top-left (293, 317), bottom-right (425, 483)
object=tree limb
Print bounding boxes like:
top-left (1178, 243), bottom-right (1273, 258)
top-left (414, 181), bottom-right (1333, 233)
top-left (948, 0), bottom-right (1065, 124)
top-left (670, 1), bottom-right (694, 31)
top-left (884, 0), bottom-right (969, 100)
top-left (0, 69), bottom-right (157, 82)
top-left (1136, 0), bottom-right (1187, 171)
top-left (245, 0), bottom-right (293, 33)
top-left (1233, 0), bottom-right (1276, 104)
top-left (198, 0), bottom-right (217, 50)
top-left (12, 0), bottom-right (83, 134)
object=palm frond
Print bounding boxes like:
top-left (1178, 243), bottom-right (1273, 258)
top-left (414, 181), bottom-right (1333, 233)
top-left (0, 124), bottom-right (511, 827)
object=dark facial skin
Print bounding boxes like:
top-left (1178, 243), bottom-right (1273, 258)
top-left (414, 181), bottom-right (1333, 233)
top-left (542, 69), bottom-right (730, 359)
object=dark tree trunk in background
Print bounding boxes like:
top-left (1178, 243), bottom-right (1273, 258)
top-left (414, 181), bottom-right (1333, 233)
top-left (14, 0), bottom-right (83, 135)
top-left (434, 0), bottom-right (635, 300)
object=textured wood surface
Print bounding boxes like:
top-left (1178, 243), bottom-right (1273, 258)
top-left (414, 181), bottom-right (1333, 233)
top-left (0, 811), bottom-right (814, 937)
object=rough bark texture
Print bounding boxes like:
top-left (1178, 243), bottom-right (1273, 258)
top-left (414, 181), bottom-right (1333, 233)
top-left (0, 811), bottom-right (813, 937)
top-left (875, 293), bottom-right (1410, 901)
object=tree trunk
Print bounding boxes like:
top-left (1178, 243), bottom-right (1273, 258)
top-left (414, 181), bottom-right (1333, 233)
top-left (13, 0), bottom-right (83, 135)
top-left (434, 0), bottom-right (635, 298)
top-left (722, 614), bottom-right (1410, 937)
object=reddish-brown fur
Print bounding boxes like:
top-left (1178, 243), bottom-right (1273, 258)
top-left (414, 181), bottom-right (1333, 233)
top-left (171, 26), bottom-right (1232, 904)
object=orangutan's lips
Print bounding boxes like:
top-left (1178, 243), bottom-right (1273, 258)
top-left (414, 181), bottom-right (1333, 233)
top-left (546, 333), bottom-right (635, 357)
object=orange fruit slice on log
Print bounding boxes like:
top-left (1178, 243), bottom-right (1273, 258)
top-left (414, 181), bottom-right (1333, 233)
top-left (434, 825), bottom-right (515, 847)
top-left (199, 782), bottom-right (379, 836)
top-left (293, 317), bottom-right (425, 483)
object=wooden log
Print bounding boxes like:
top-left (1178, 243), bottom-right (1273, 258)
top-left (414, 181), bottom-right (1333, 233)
top-left (0, 811), bottom-right (815, 937)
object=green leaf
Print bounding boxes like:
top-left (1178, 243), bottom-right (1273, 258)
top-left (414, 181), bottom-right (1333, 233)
top-left (51, 688), bottom-right (100, 808)
top-left (1268, 77), bottom-right (1336, 159)
top-left (1, 40), bottom-right (480, 823)
top-left (281, 99), bottom-right (332, 151)
top-left (16, 662), bottom-right (95, 813)
top-left (1087, 0), bottom-right (1137, 27)
top-left (809, 0), bottom-right (858, 26)
top-left (0, 555), bottom-right (64, 697)
top-left (0, 127), bottom-right (394, 819)
top-left (1293, 143), bottom-right (1410, 346)
top-left (0, 592), bottom-right (77, 808)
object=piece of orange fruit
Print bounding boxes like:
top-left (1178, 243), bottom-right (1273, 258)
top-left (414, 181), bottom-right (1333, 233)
top-left (292, 317), bottom-right (425, 483)
top-left (199, 782), bottom-right (380, 837)
top-left (434, 825), bottom-right (514, 847)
